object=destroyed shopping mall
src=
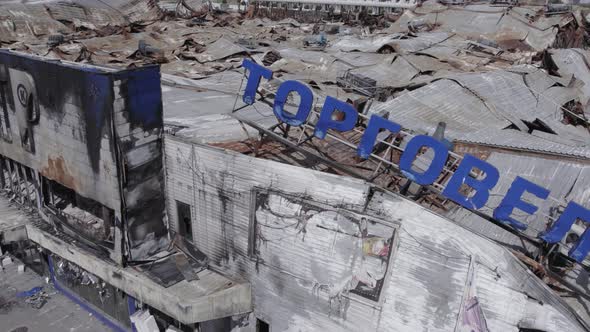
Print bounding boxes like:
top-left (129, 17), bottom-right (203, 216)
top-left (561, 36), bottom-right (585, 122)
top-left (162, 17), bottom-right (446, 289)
top-left (3, 0), bottom-right (590, 331)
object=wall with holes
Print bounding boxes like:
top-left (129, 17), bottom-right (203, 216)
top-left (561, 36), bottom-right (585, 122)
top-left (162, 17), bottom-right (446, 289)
top-left (0, 50), bottom-right (120, 210)
top-left (164, 135), bottom-right (585, 332)
top-left (0, 50), bottom-right (168, 261)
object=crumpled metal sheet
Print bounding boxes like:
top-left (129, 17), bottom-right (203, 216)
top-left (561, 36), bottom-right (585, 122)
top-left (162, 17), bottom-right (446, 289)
top-left (118, 0), bottom-right (162, 23)
top-left (349, 56), bottom-right (418, 89)
top-left (162, 70), bottom-right (246, 94)
top-left (550, 49), bottom-right (590, 104)
top-left (536, 86), bottom-right (581, 122)
top-left (443, 71), bottom-right (545, 130)
top-left (138, 254), bottom-right (186, 288)
top-left (329, 34), bottom-right (404, 52)
top-left (455, 127), bottom-right (590, 159)
top-left (0, 4), bottom-right (69, 42)
top-left (368, 78), bottom-right (512, 138)
top-left (331, 51), bottom-right (388, 67)
top-left (387, 32), bottom-right (453, 54)
top-left (519, 67), bottom-right (561, 98)
top-left (0, 0), bottom-right (160, 44)
top-left (403, 53), bottom-right (456, 72)
top-left (540, 118), bottom-right (590, 146)
top-left (390, 3), bottom-right (562, 51)
top-left (45, 2), bottom-right (128, 28)
top-left (196, 37), bottom-right (249, 63)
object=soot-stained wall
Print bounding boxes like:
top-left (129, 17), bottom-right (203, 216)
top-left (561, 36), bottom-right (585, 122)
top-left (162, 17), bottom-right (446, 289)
top-left (0, 50), bottom-right (168, 261)
top-left (112, 67), bottom-right (168, 260)
top-left (0, 50), bottom-right (120, 210)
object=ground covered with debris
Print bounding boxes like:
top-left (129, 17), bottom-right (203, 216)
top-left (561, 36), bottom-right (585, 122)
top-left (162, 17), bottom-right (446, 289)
top-left (0, 256), bottom-right (109, 332)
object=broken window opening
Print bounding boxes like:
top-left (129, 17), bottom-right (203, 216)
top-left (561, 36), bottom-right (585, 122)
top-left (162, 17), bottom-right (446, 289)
top-left (176, 200), bottom-right (193, 242)
top-left (42, 178), bottom-right (115, 249)
top-left (257, 318), bottom-right (270, 332)
top-left (137, 303), bottom-right (195, 332)
top-left (251, 190), bottom-right (396, 303)
top-left (13, 242), bottom-right (47, 276)
top-left (0, 70), bottom-right (12, 142)
top-left (0, 156), bottom-right (38, 209)
top-left (52, 254), bottom-right (132, 327)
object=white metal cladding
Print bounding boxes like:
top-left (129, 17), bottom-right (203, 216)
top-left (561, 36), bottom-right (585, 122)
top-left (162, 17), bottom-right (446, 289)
top-left (163, 135), bottom-right (585, 332)
top-left (455, 127), bottom-right (590, 160)
top-left (368, 78), bottom-right (513, 138)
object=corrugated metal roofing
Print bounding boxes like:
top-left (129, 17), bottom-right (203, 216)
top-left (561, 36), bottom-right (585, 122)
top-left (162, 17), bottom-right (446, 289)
top-left (162, 82), bottom-right (277, 144)
top-left (196, 37), bottom-right (249, 63)
top-left (329, 34), bottom-right (404, 52)
top-left (367, 78), bottom-right (512, 137)
top-left (550, 49), bottom-right (590, 107)
top-left (445, 71), bottom-right (554, 129)
top-left (387, 32), bottom-right (453, 54)
top-left (455, 128), bottom-right (590, 160)
top-left (390, 2), bottom-right (560, 51)
top-left (447, 151), bottom-right (589, 239)
top-left (349, 55), bottom-right (417, 89)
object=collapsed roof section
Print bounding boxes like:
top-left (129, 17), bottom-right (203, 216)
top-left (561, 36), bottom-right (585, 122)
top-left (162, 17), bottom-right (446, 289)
top-left (3, 0), bottom-right (590, 327)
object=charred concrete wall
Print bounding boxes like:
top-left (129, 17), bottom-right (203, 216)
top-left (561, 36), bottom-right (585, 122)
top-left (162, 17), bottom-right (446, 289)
top-left (0, 50), bottom-right (120, 210)
top-left (111, 67), bottom-right (168, 260)
top-left (0, 51), bottom-right (167, 262)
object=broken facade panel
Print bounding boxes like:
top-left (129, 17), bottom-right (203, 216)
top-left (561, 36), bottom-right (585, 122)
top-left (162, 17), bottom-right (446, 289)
top-left (0, 50), bottom-right (168, 262)
top-left (164, 135), bottom-right (587, 332)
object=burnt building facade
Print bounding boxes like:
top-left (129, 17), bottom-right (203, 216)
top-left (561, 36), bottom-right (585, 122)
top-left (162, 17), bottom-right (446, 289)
top-left (0, 51), bottom-right (251, 332)
top-left (0, 49), bottom-right (167, 263)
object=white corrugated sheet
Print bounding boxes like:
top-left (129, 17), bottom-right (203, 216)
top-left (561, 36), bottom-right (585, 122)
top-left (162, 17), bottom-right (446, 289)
top-left (455, 128), bottom-right (590, 160)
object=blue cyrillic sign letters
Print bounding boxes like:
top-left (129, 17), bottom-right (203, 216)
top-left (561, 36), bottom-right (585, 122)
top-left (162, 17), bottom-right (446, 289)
top-left (399, 135), bottom-right (448, 186)
top-left (241, 59), bottom-right (590, 262)
top-left (493, 177), bottom-right (549, 230)
top-left (273, 80), bottom-right (313, 126)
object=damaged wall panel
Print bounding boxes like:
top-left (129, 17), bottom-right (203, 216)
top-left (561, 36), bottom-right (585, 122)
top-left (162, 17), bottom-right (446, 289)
top-left (251, 190), bottom-right (395, 302)
top-left (0, 50), bottom-right (167, 262)
top-left (0, 50), bottom-right (121, 210)
top-left (164, 136), bottom-right (585, 332)
top-left (112, 66), bottom-right (168, 260)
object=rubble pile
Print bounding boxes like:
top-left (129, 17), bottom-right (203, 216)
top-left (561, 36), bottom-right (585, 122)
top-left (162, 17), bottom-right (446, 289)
top-left (16, 286), bottom-right (52, 309)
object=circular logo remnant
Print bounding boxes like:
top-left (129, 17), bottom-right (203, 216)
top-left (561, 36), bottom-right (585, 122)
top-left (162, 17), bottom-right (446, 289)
top-left (16, 84), bottom-right (28, 107)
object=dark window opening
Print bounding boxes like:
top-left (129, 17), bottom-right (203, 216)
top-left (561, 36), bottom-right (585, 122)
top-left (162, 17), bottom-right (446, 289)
top-left (0, 68), bottom-right (12, 142)
top-left (4, 241), bottom-right (47, 277)
top-left (0, 156), bottom-right (37, 208)
top-left (138, 303), bottom-right (195, 332)
top-left (52, 255), bottom-right (131, 327)
top-left (176, 200), bottom-right (193, 242)
top-left (257, 318), bottom-right (270, 332)
top-left (42, 178), bottom-right (114, 249)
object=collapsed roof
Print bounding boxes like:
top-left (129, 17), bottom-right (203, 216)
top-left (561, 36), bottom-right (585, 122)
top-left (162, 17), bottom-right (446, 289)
top-left (3, 0), bottom-right (590, 328)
